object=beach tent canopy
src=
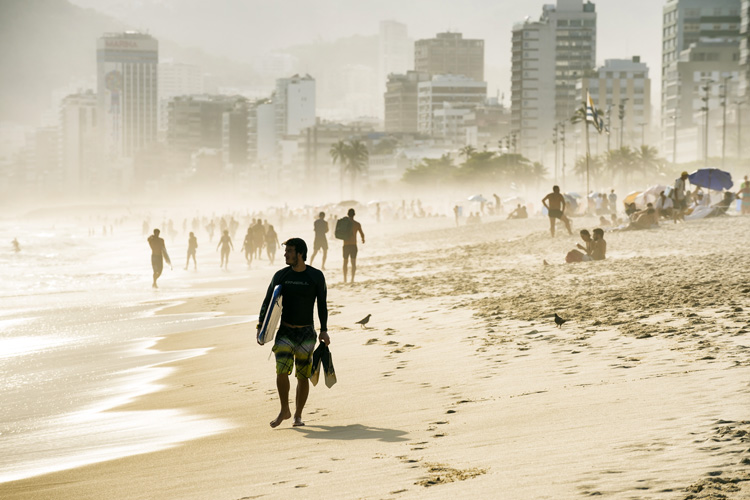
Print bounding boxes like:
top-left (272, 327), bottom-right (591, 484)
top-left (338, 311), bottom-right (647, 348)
top-left (338, 200), bottom-right (361, 207)
top-left (634, 184), bottom-right (667, 207)
top-left (467, 194), bottom-right (488, 202)
top-left (689, 168), bottom-right (733, 191)
top-left (624, 191), bottom-right (641, 205)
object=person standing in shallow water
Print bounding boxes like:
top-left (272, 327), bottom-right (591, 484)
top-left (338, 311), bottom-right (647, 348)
top-left (217, 229), bottom-right (233, 269)
top-left (148, 228), bottom-right (171, 288)
top-left (257, 238), bottom-right (329, 428)
top-left (542, 185), bottom-right (573, 237)
top-left (185, 232), bottom-right (198, 270)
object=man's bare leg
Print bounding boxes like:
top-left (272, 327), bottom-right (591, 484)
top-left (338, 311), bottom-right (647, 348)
top-left (293, 377), bottom-right (309, 427)
top-left (343, 258), bottom-right (348, 283)
top-left (562, 215), bottom-right (573, 235)
top-left (321, 249), bottom-right (327, 270)
top-left (270, 373), bottom-right (292, 428)
top-left (350, 257), bottom-right (357, 283)
top-left (310, 249), bottom-right (318, 265)
top-left (549, 217), bottom-right (555, 237)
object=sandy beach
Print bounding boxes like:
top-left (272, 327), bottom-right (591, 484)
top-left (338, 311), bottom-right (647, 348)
top-left (2, 213), bottom-right (750, 499)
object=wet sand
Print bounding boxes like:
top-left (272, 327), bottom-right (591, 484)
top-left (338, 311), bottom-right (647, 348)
top-left (2, 214), bottom-right (749, 499)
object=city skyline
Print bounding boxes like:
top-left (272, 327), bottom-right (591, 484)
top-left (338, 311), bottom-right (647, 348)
top-left (67, 0), bottom-right (663, 108)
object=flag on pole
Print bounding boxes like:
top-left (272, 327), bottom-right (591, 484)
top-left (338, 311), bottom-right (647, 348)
top-left (585, 91), bottom-right (604, 134)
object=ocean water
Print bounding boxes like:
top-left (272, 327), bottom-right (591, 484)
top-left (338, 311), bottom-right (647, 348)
top-left (0, 220), bottom-right (254, 483)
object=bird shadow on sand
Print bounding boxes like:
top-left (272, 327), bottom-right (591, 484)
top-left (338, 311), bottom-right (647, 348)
top-left (291, 424), bottom-right (409, 442)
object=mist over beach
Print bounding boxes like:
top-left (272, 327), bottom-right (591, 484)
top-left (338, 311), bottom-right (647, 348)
top-left (2, 0), bottom-right (750, 498)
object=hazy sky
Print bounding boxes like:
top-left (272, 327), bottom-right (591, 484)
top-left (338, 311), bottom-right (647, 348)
top-left (69, 0), bottom-right (664, 104)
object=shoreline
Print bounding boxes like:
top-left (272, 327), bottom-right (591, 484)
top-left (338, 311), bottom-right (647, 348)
top-left (2, 214), bottom-right (750, 499)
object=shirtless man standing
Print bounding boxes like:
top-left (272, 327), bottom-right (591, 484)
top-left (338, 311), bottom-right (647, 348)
top-left (148, 228), bottom-right (171, 288)
top-left (542, 185), bottom-right (573, 237)
top-left (342, 208), bottom-right (365, 283)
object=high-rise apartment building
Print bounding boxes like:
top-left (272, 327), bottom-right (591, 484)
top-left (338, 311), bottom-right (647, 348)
top-left (663, 40), bottom-right (740, 162)
top-left (511, 0), bottom-right (597, 159)
top-left (60, 90), bottom-right (99, 192)
top-left (414, 32), bottom-right (484, 81)
top-left (661, 0), bottom-right (741, 132)
top-left (417, 75), bottom-right (487, 138)
top-left (384, 71), bottom-right (431, 133)
top-left (274, 74), bottom-right (316, 138)
top-left (247, 99), bottom-right (277, 166)
top-left (166, 95), bottom-right (244, 156)
top-left (379, 20), bottom-right (413, 108)
top-left (740, 0), bottom-right (750, 98)
top-left (577, 57), bottom-right (651, 151)
top-left (158, 61), bottom-right (204, 132)
top-left (97, 32), bottom-right (158, 159)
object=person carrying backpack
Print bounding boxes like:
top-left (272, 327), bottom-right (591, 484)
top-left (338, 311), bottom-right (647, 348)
top-left (337, 208), bottom-right (365, 283)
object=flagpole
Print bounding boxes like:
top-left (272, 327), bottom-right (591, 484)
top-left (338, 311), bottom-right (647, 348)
top-left (585, 100), bottom-right (591, 211)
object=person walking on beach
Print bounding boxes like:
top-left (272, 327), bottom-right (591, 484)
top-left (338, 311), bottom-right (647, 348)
top-left (185, 232), bottom-right (198, 270)
top-left (342, 208), bottom-right (365, 283)
top-left (257, 238), bottom-right (329, 428)
top-left (242, 226), bottom-right (254, 266)
top-left (310, 211), bottom-right (329, 270)
top-left (217, 229), bottom-right (233, 269)
top-left (542, 185), bottom-right (573, 237)
top-left (265, 225), bottom-right (281, 264)
top-left (148, 228), bottom-right (171, 288)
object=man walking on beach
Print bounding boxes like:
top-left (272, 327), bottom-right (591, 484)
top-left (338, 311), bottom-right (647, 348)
top-left (342, 208), bottom-right (365, 283)
top-left (148, 228), bottom-right (171, 288)
top-left (310, 211), bottom-right (329, 270)
top-left (542, 185), bottom-right (573, 237)
top-left (258, 238), bottom-right (329, 428)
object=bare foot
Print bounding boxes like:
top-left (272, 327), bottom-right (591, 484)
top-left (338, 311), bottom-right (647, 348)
top-left (270, 409), bottom-right (292, 428)
top-left (293, 417), bottom-right (305, 427)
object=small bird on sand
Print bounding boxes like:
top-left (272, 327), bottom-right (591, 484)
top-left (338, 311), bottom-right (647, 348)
top-left (554, 313), bottom-right (567, 328)
top-left (355, 314), bottom-right (372, 329)
top-left (543, 259), bottom-right (550, 266)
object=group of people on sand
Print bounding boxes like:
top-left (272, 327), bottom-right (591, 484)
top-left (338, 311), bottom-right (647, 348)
top-left (566, 228), bottom-right (606, 263)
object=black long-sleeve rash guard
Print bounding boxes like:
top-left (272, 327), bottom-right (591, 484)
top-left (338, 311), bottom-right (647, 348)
top-left (258, 266), bottom-right (328, 331)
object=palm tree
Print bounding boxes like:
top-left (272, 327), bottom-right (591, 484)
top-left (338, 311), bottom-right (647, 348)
top-left (634, 145), bottom-right (663, 180)
top-left (459, 145), bottom-right (476, 163)
top-left (330, 140), bottom-right (350, 199)
top-left (344, 139), bottom-right (369, 198)
top-left (605, 147), bottom-right (637, 184)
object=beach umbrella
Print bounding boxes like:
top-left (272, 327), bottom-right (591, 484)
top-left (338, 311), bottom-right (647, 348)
top-left (338, 200), bottom-right (361, 207)
top-left (563, 194), bottom-right (579, 212)
top-left (467, 194), bottom-right (488, 202)
top-left (623, 191), bottom-right (641, 205)
top-left (688, 168), bottom-right (733, 191)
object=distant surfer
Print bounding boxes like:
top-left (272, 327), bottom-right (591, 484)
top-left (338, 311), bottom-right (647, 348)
top-left (542, 185), bottom-right (573, 237)
top-left (148, 229), bottom-right (171, 288)
top-left (217, 229), bottom-right (233, 270)
top-left (257, 238), bottom-right (329, 428)
top-left (310, 211), bottom-right (329, 270)
top-left (342, 208), bottom-right (365, 283)
top-left (185, 232), bottom-right (198, 270)
top-left (11, 238), bottom-right (20, 252)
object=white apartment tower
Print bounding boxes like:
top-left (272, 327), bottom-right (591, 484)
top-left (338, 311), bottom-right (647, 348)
top-left (417, 75), bottom-right (487, 138)
top-left (97, 32), bottom-right (158, 159)
top-left (379, 20), bottom-right (413, 112)
top-left (661, 0), bottom-right (741, 135)
top-left (60, 90), bottom-right (99, 192)
top-left (274, 74), bottom-right (316, 137)
top-left (511, 0), bottom-right (596, 160)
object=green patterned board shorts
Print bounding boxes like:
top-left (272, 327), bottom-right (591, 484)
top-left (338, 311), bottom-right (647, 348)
top-left (272, 324), bottom-right (317, 379)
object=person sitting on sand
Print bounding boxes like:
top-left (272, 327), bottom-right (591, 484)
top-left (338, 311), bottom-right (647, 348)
top-left (626, 205), bottom-right (659, 230)
top-left (565, 229), bottom-right (592, 263)
top-left (507, 204), bottom-right (528, 219)
top-left (655, 191), bottom-right (674, 219)
top-left (590, 228), bottom-right (606, 260)
top-left (598, 216), bottom-right (611, 227)
top-left (624, 202), bottom-right (638, 217)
